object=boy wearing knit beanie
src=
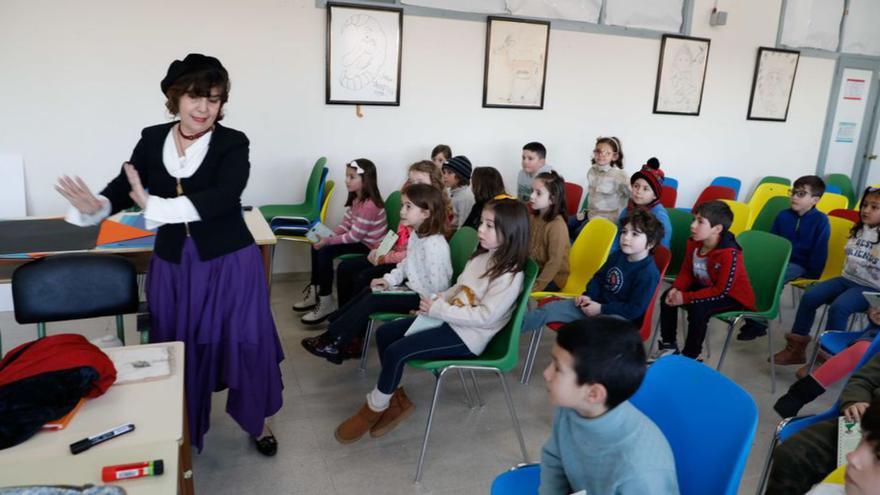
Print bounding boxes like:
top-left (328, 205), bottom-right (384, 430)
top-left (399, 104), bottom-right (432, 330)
top-left (442, 155), bottom-right (475, 230)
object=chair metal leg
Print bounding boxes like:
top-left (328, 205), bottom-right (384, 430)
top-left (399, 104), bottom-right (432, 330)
top-left (716, 317), bottom-right (741, 372)
top-left (520, 326), bottom-right (544, 385)
top-left (755, 435), bottom-right (780, 495)
top-left (415, 369), bottom-right (447, 483)
top-left (812, 306), bottom-right (829, 340)
top-left (470, 371), bottom-right (483, 408)
top-left (115, 314), bottom-right (125, 345)
top-left (359, 320), bottom-right (375, 372)
top-left (768, 320), bottom-right (776, 394)
top-left (458, 369), bottom-right (474, 408)
top-left (705, 324), bottom-right (712, 359)
top-left (806, 331), bottom-right (824, 376)
top-left (649, 317), bottom-right (661, 353)
top-left (37, 322), bottom-right (46, 339)
top-left (496, 370), bottom-right (530, 464)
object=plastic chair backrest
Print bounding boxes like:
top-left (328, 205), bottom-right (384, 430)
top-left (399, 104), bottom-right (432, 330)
top-left (825, 173), bottom-right (856, 209)
top-left (477, 259), bottom-right (539, 369)
top-left (664, 177), bottom-right (679, 190)
top-left (319, 181), bottom-right (335, 223)
top-left (561, 217), bottom-right (617, 294)
top-left (385, 191), bottom-right (402, 232)
top-left (13, 254), bottom-right (139, 324)
top-left (660, 185), bottom-right (677, 208)
top-left (490, 464), bottom-right (540, 495)
top-left (747, 183), bottom-right (789, 227)
top-left (719, 199), bottom-right (750, 235)
top-left (825, 184), bottom-right (842, 195)
top-left (812, 216), bottom-right (854, 281)
top-left (664, 208), bottom-right (694, 280)
top-left (640, 246), bottom-right (671, 341)
top-left (563, 182), bottom-right (583, 217)
top-left (816, 192), bottom-right (849, 214)
top-left (448, 227), bottom-right (478, 281)
top-left (631, 355), bottom-right (758, 495)
top-left (692, 185), bottom-right (736, 212)
top-left (737, 231), bottom-right (791, 316)
top-left (750, 196), bottom-right (790, 232)
top-left (829, 208), bottom-right (860, 224)
top-left (711, 176), bottom-right (742, 200)
top-left (758, 176), bottom-right (791, 187)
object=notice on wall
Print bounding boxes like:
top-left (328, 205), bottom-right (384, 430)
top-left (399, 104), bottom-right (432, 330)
top-left (844, 78), bottom-right (866, 101)
top-left (836, 121), bottom-right (858, 143)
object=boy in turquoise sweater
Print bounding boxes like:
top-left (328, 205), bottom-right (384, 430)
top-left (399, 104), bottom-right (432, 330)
top-left (540, 317), bottom-right (679, 495)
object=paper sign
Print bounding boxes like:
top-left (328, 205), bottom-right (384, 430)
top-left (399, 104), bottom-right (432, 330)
top-left (844, 78), bottom-right (866, 101)
top-left (835, 122), bottom-right (858, 143)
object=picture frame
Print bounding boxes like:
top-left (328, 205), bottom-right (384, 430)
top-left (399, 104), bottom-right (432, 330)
top-left (482, 16), bottom-right (550, 109)
top-left (747, 47), bottom-right (800, 122)
top-left (326, 2), bottom-right (403, 106)
top-left (653, 34), bottom-right (711, 116)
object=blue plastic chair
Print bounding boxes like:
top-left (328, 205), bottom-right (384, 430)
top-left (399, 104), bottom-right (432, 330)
top-left (711, 176), bottom-right (742, 200)
top-left (755, 336), bottom-right (880, 494)
top-left (825, 184), bottom-right (842, 195)
top-left (665, 177), bottom-right (679, 190)
top-left (491, 356), bottom-right (757, 495)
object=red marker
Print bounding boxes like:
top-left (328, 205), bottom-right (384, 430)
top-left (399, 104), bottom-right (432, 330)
top-left (101, 460), bottom-right (164, 482)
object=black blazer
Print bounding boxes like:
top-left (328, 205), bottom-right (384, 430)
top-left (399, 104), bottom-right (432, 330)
top-left (101, 122), bottom-right (254, 263)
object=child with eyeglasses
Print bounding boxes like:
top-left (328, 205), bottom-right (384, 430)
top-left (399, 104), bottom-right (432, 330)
top-left (738, 175), bottom-right (831, 341)
top-left (568, 136), bottom-right (630, 240)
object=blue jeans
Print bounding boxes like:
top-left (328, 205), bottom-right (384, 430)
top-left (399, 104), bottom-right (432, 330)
top-left (744, 263), bottom-right (806, 332)
top-left (522, 299), bottom-right (586, 333)
top-left (792, 276), bottom-right (873, 336)
top-left (374, 317), bottom-right (475, 394)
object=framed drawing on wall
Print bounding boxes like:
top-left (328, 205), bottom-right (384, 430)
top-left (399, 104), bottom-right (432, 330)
top-left (483, 17), bottom-right (550, 109)
top-left (326, 2), bottom-right (403, 106)
top-left (653, 34), bottom-right (711, 116)
top-left (747, 47), bottom-right (800, 122)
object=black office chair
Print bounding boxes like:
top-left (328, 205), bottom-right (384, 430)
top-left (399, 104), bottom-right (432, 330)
top-left (9, 254), bottom-right (141, 354)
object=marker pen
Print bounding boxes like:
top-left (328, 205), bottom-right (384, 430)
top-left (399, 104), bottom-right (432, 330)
top-left (102, 460), bottom-right (164, 482)
top-left (70, 423), bottom-right (135, 455)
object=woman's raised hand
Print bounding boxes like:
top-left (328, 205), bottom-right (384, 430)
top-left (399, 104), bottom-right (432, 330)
top-left (55, 175), bottom-right (104, 215)
top-left (124, 163), bottom-right (149, 209)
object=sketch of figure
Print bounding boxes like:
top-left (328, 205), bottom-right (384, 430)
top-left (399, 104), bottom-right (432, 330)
top-left (751, 51), bottom-right (797, 119)
top-left (492, 31), bottom-right (545, 104)
top-left (660, 43), bottom-right (706, 113)
top-left (338, 14), bottom-right (387, 92)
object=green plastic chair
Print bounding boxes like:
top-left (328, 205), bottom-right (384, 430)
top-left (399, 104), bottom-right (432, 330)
top-left (664, 208), bottom-right (694, 283)
top-left (750, 195), bottom-right (790, 233)
top-left (259, 156), bottom-right (327, 223)
top-left (357, 227), bottom-right (479, 372)
top-left (407, 259), bottom-right (539, 482)
top-left (825, 173), bottom-right (856, 209)
top-left (712, 231), bottom-right (792, 393)
top-left (336, 190), bottom-right (400, 264)
top-left (758, 176), bottom-right (791, 187)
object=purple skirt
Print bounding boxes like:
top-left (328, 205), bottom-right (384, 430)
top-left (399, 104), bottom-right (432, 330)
top-left (147, 238), bottom-right (284, 450)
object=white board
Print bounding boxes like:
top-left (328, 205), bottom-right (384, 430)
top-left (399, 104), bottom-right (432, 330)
top-left (780, 0), bottom-right (844, 51)
top-left (506, 0), bottom-right (601, 23)
top-left (603, 0), bottom-right (683, 32)
top-left (401, 0), bottom-right (506, 14)
top-left (841, 0), bottom-right (880, 56)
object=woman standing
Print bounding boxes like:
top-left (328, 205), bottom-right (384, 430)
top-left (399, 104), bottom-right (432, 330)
top-left (56, 54), bottom-right (283, 456)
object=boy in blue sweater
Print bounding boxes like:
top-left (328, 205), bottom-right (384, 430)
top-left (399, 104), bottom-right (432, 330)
top-left (738, 175), bottom-right (830, 340)
top-left (540, 317), bottom-right (679, 495)
top-left (522, 209), bottom-right (663, 333)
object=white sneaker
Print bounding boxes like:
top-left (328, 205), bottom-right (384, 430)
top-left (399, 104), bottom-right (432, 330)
top-left (301, 295), bottom-right (336, 325)
top-left (293, 285), bottom-right (318, 312)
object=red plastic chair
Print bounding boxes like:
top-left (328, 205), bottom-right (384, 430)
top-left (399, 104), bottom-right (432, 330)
top-left (829, 208), bottom-right (859, 224)
top-left (564, 182), bottom-right (584, 216)
top-left (692, 185), bottom-right (736, 213)
top-left (660, 186), bottom-right (678, 208)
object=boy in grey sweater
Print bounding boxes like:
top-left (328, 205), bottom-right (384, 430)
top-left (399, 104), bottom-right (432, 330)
top-left (540, 317), bottom-right (679, 495)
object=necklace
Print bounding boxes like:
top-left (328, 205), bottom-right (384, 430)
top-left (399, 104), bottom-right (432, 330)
top-left (177, 123), bottom-right (213, 141)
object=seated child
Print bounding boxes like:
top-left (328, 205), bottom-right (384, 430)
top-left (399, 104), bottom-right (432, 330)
top-left (653, 200), bottom-right (755, 360)
top-left (767, 353), bottom-right (880, 495)
top-left (431, 144), bottom-right (452, 168)
top-left (442, 155), bottom-right (475, 230)
top-left (517, 141), bottom-right (553, 202)
top-left (540, 317), bottom-right (679, 495)
top-left (333, 198), bottom-right (529, 443)
top-left (522, 209), bottom-right (663, 333)
top-left (294, 159), bottom-right (387, 325)
top-left (738, 175), bottom-right (830, 340)
top-left (463, 166), bottom-right (508, 230)
top-left (774, 187), bottom-right (880, 365)
top-left (610, 157), bottom-right (672, 251)
top-left (301, 184), bottom-right (451, 363)
top-left (774, 306), bottom-right (880, 418)
top-left (568, 136), bottom-right (629, 240)
top-left (529, 171), bottom-right (571, 292)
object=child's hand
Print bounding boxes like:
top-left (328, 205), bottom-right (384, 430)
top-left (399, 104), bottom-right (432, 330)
top-left (575, 295), bottom-right (591, 307)
top-left (367, 250), bottom-right (378, 265)
top-left (844, 402), bottom-right (870, 423)
top-left (584, 302), bottom-right (601, 317)
top-left (665, 289), bottom-right (683, 306)
top-left (418, 296), bottom-right (435, 314)
top-left (576, 211), bottom-right (586, 222)
top-left (312, 237), bottom-right (328, 249)
top-left (370, 279), bottom-right (389, 290)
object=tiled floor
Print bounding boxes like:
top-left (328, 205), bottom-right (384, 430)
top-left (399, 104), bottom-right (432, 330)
top-left (0, 275), bottom-right (839, 494)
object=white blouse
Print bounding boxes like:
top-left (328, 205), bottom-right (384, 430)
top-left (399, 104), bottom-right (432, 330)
top-left (66, 127), bottom-right (208, 229)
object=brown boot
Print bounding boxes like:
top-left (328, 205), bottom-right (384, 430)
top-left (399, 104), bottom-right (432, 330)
top-left (770, 333), bottom-right (811, 365)
top-left (335, 402), bottom-right (383, 444)
top-left (370, 388), bottom-right (415, 438)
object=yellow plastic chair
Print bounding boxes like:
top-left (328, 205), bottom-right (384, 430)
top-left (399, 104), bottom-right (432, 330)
top-left (531, 217), bottom-right (617, 299)
top-left (746, 183), bottom-right (789, 229)
top-left (816, 192), bottom-right (849, 214)
top-left (790, 215), bottom-right (853, 292)
top-left (720, 199), bottom-right (750, 235)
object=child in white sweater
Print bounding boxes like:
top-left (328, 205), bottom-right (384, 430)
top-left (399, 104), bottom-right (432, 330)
top-left (334, 198), bottom-right (531, 443)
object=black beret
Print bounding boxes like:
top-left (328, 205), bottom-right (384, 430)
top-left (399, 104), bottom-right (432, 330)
top-left (160, 54), bottom-right (227, 95)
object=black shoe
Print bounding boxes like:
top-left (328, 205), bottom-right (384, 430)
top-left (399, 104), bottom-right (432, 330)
top-left (737, 321), bottom-right (767, 341)
top-left (301, 335), bottom-right (345, 364)
top-left (253, 434), bottom-right (278, 456)
top-left (774, 375), bottom-right (826, 418)
top-left (648, 341), bottom-right (679, 363)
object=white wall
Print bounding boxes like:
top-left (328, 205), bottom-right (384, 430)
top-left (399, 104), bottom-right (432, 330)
top-left (0, 0), bottom-right (835, 273)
